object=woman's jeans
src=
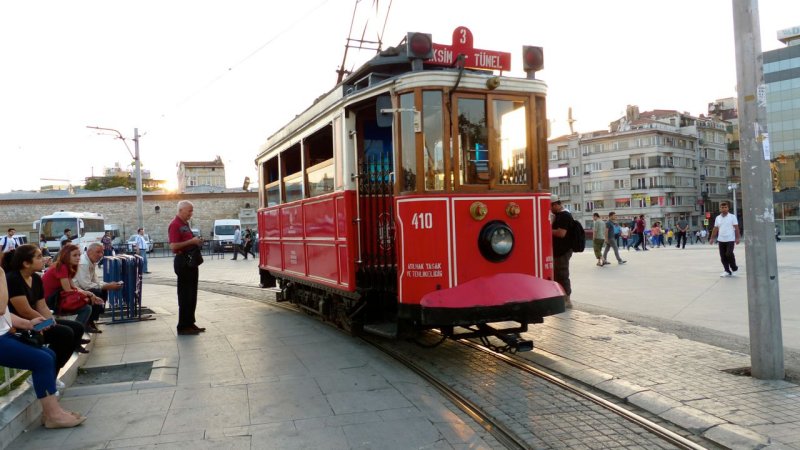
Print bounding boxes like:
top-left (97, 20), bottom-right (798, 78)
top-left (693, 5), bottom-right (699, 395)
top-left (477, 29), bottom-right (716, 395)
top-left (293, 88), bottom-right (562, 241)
top-left (0, 333), bottom-right (57, 398)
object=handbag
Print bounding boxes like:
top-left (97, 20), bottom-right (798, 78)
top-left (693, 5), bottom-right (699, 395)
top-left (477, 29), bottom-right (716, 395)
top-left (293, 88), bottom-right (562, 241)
top-left (13, 330), bottom-right (44, 348)
top-left (58, 290), bottom-right (89, 315)
top-left (184, 245), bottom-right (204, 268)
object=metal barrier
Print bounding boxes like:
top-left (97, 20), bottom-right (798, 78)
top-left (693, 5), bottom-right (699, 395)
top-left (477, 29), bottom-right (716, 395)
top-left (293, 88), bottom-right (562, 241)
top-left (0, 366), bottom-right (26, 395)
top-left (103, 255), bottom-right (149, 323)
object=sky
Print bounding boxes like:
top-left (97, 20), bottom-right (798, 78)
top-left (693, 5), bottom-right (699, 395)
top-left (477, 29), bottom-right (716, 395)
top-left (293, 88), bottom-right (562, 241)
top-left (1, 0), bottom-right (798, 194)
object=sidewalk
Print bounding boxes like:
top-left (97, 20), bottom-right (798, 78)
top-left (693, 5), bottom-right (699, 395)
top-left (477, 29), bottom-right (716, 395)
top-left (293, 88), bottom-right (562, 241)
top-left (7, 257), bottom-right (498, 449)
top-left (5, 246), bottom-right (800, 449)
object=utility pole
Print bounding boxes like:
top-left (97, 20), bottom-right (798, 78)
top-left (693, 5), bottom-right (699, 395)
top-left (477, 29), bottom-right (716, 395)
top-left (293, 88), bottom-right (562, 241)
top-left (731, 0), bottom-right (784, 379)
top-left (86, 126), bottom-right (145, 233)
top-left (133, 128), bottom-right (144, 230)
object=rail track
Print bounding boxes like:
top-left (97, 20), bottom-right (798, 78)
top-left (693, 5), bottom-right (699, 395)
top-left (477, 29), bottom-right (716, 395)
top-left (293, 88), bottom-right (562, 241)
top-left (151, 278), bottom-right (715, 449)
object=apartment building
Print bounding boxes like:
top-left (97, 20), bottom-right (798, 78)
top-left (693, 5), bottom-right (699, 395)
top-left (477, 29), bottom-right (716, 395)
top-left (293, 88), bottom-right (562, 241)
top-left (177, 156), bottom-right (227, 192)
top-left (549, 105), bottom-right (730, 231)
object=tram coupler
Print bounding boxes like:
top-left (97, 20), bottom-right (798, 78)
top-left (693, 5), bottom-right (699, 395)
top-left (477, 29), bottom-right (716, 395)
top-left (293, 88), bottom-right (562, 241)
top-left (463, 324), bottom-right (534, 353)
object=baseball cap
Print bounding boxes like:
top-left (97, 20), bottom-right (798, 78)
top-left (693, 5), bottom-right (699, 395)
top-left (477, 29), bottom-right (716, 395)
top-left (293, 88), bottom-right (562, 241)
top-left (551, 194), bottom-right (561, 204)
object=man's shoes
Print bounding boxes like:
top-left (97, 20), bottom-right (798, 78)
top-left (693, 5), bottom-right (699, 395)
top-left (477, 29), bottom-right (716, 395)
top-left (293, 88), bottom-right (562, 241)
top-left (602, 261), bottom-right (611, 266)
top-left (564, 295), bottom-right (573, 309)
top-left (190, 324), bottom-right (207, 332)
top-left (56, 379), bottom-right (66, 390)
top-left (720, 271), bottom-right (732, 277)
top-left (86, 326), bottom-right (102, 334)
top-left (76, 347), bottom-right (90, 354)
top-left (144, 271), bottom-right (152, 274)
top-left (177, 328), bottom-right (201, 335)
top-left (80, 338), bottom-right (91, 344)
top-left (618, 260), bottom-right (627, 264)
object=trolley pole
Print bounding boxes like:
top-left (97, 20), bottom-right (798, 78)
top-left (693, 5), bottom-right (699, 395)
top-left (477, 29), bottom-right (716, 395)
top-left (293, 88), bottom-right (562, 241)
top-left (731, 0), bottom-right (784, 379)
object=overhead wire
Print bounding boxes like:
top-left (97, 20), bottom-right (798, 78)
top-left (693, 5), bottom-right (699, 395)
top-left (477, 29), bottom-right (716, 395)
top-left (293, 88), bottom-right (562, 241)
top-left (152, 0), bottom-right (332, 127)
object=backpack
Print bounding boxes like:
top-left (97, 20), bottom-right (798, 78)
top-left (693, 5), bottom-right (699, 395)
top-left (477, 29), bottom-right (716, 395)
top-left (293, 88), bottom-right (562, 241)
top-left (569, 218), bottom-right (586, 253)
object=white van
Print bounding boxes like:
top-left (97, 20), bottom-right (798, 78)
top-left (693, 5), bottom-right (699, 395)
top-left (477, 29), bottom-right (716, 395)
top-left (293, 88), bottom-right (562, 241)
top-left (211, 219), bottom-right (241, 253)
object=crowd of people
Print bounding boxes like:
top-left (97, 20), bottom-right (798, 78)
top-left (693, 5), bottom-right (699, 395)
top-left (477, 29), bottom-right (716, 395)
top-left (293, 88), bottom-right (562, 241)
top-left (0, 223), bottom-right (138, 429)
top-left (551, 198), bottom-right (745, 309)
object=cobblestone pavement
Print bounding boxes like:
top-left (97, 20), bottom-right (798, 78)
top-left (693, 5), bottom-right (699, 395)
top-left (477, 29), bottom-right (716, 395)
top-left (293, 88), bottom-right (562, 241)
top-left (378, 335), bottom-right (700, 449)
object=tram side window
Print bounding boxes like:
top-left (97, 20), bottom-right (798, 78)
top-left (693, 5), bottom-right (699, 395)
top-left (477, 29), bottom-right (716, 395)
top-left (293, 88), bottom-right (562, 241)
top-left (283, 144), bottom-right (303, 203)
top-left (264, 157), bottom-right (280, 207)
top-left (423, 91), bottom-right (445, 191)
top-left (305, 124), bottom-right (335, 198)
top-left (493, 99), bottom-right (528, 185)
top-left (458, 98), bottom-right (489, 185)
top-left (399, 93), bottom-right (417, 192)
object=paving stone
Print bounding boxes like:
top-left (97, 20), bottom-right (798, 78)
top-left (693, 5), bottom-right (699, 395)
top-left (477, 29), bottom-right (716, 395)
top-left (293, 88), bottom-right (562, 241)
top-left (627, 390), bottom-right (684, 415)
top-left (594, 378), bottom-right (648, 399)
top-left (703, 423), bottom-right (770, 449)
top-left (660, 405), bottom-right (726, 433)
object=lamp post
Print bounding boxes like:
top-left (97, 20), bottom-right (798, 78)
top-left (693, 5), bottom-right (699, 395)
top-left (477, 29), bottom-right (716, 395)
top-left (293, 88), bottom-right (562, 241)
top-left (86, 126), bottom-right (144, 230)
top-left (728, 182), bottom-right (738, 217)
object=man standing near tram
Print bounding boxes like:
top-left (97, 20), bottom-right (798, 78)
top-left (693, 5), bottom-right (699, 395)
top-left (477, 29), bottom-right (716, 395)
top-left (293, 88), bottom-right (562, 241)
top-left (550, 196), bottom-right (573, 309)
top-left (168, 201), bottom-right (206, 335)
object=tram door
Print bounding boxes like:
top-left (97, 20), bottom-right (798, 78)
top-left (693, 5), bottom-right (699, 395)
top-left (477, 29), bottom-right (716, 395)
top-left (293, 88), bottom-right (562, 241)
top-left (354, 102), bottom-right (397, 318)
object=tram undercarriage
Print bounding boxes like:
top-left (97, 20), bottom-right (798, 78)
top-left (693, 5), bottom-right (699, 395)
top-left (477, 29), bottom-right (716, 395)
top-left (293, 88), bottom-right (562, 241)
top-left (263, 270), bottom-right (557, 353)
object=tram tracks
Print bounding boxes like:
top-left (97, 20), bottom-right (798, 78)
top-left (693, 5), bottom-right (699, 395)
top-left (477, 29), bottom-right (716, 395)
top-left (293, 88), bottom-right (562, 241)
top-left (364, 332), bottom-right (712, 450)
top-left (150, 278), bottom-right (713, 449)
top-left (455, 337), bottom-right (709, 450)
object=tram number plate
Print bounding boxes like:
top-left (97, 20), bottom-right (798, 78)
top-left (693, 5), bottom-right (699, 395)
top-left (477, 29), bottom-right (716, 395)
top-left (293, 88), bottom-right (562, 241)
top-left (411, 212), bottom-right (433, 230)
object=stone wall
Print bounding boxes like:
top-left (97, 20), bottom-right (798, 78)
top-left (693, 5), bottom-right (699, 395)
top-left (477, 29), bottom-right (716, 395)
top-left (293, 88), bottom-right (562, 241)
top-left (0, 191), bottom-right (259, 245)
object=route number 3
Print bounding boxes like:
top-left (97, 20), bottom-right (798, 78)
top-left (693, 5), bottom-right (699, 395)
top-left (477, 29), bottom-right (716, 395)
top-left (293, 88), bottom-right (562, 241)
top-left (411, 212), bottom-right (433, 229)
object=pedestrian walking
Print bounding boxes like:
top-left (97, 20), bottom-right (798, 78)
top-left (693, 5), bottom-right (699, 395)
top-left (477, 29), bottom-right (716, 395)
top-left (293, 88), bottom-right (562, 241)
top-left (243, 228), bottom-right (256, 258)
top-left (620, 223), bottom-right (630, 250)
top-left (592, 213), bottom-right (605, 266)
top-left (231, 225), bottom-right (248, 260)
top-left (602, 212), bottom-right (626, 265)
top-left (168, 200), bottom-right (206, 335)
top-left (632, 215), bottom-right (648, 251)
top-left (550, 196), bottom-right (573, 309)
top-left (134, 228), bottom-right (150, 273)
top-left (675, 216), bottom-right (689, 249)
top-left (708, 201), bottom-right (740, 277)
top-left (1, 228), bottom-right (20, 254)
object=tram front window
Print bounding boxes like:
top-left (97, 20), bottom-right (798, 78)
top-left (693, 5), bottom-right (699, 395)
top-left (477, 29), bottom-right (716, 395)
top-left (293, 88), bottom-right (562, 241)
top-left (457, 98), bottom-right (489, 185)
top-left (423, 91), bottom-right (444, 191)
top-left (494, 99), bottom-right (528, 185)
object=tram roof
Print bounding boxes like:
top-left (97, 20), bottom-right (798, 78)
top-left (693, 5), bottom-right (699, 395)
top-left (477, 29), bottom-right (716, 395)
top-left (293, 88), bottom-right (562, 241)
top-left (256, 40), bottom-right (546, 161)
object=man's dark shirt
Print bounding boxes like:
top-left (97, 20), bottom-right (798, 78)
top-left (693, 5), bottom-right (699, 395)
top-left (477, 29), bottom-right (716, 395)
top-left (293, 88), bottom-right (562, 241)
top-left (552, 210), bottom-right (573, 257)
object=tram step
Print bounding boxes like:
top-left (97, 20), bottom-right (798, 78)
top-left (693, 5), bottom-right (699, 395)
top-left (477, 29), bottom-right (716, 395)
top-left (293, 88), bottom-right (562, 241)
top-left (363, 322), bottom-right (398, 339)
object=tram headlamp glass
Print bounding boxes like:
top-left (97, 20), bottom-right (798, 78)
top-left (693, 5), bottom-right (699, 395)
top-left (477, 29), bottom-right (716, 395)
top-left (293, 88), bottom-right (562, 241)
top-left (478, 221), bottom-right (514, 262)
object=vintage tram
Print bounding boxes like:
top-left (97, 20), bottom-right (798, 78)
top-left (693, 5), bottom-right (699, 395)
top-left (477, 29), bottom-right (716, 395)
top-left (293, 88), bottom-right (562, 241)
top-left (255, 27), bottom-right (565, 351)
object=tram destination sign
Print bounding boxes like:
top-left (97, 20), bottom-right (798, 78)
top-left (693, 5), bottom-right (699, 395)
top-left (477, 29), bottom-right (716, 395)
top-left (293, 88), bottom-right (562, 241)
top-left (428, 26), bottom-right (511, 72)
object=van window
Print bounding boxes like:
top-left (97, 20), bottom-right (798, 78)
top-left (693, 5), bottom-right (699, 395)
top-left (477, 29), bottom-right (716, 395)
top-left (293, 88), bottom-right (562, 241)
top-left (215, 225), bottom-right (237, 235)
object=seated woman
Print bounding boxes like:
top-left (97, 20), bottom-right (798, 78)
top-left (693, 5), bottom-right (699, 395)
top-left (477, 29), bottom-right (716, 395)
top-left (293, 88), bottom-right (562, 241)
top-left (0, 266), bottom-right (86, 428)
top-left (41, 244), bottom-right (104, 333)
top-left (5, 244), bottom-right (89, 376)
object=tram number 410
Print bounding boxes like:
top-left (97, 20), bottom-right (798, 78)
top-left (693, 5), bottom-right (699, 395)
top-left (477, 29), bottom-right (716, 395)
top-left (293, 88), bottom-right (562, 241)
top-left (411, 212), bottom-right (433, 230)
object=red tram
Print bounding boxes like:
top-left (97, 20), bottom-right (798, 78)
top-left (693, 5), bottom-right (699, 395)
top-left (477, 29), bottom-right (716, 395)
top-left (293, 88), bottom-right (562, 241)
top-left (255, 27), bottom-right (565, 351)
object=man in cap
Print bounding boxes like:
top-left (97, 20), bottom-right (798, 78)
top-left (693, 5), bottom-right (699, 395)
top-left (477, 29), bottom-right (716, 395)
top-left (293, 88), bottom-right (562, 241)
top-left (550, 195), bottom-right (573, 309)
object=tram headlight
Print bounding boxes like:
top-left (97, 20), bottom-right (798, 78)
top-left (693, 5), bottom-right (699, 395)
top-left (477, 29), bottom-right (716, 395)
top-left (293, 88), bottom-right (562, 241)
top-left (478, 221), bottom-right (514, 262)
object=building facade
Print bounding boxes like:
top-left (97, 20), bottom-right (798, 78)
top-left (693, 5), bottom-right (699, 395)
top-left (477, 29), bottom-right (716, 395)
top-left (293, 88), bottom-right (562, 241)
top-left (177, 156), bottom-right (226, 192)
top-left (549, 105), bottom-right (731, 232)
top-left (764, 26), bottom-right (800, 236)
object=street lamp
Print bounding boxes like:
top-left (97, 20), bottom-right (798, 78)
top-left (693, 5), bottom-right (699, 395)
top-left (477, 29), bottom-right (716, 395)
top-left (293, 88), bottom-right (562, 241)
top-left (86, 126), bottom-right (144, 229)
top-left (728, 182), bottom-right (738, 217)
